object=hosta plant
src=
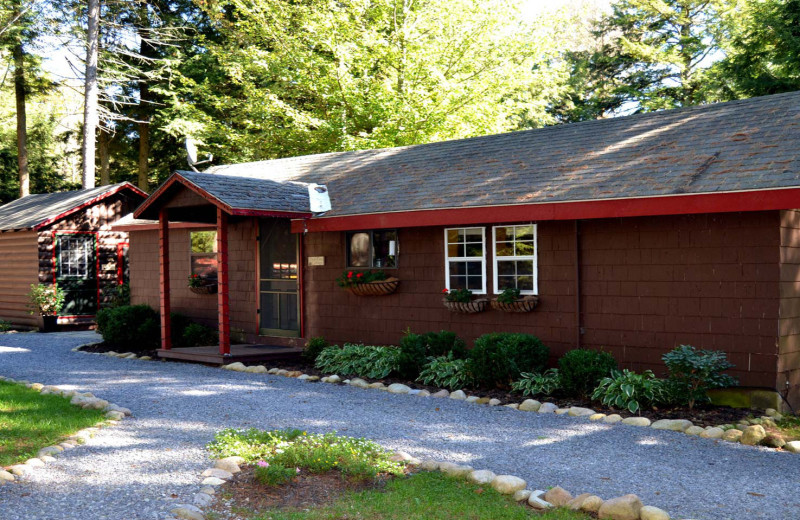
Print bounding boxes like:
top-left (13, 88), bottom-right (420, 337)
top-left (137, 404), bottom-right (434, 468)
top-left (314, 343), bottom-right (402, 379)
top-left (511, 369), bottom-right (561, 397)
top-left (592, 369), bottom-right (663, 414)
top-left (417, 355), bottom-right (471, 390)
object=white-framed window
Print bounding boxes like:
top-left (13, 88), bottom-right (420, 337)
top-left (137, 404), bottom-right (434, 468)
top-left (444, 227), bottom-right (486, 294)
top-left (346, 229), bottom-right (398, 268)
top-left (57, 234), bottom-right (94, 278)
top-left (190, 230), bottom-right (218, 279)
top-left (493, 224), bottom-right (537, 294)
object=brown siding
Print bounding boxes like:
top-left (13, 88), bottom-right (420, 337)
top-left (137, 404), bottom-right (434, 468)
top-left (0, 230), bottom-right (41, 328)
top-left (304, 212), bottom-right (782, 390)
top-left (130, 218), bottom-right (258, 341)
top-left (779, 209), bottom-right (800, 408)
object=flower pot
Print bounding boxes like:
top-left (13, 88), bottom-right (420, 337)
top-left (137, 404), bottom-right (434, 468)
top-left (346, 277), bottom-right (400, 296)
top-left (442, 298), bottom-right (489, 314)
top-left (41, 315), bottom-right (58, 333)
top-left (189, 284), bottom-right (218, 295)
top-left (490, 296), bottom-right (539, 313)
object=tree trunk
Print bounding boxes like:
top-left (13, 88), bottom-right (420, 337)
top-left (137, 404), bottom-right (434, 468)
top-left (137, 118), bottom-right (149, 190)
top-left (98, 127), bottom-right (110, 185)
top-left (81, 0), bottom-right (100, 189)
top-left (13, 42), bottom-right (28, 198)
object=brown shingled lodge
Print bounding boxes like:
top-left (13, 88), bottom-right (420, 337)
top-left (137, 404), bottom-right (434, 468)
top-left (121, 91), bottom-right (800, 408)
top-left (0, 182), bottom-right (148, 329)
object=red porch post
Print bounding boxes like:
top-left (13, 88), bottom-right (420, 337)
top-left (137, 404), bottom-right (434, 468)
top-left (217, 208), bottom-right (231, 355)
top-left (158, 207), bottom-right (171, 350)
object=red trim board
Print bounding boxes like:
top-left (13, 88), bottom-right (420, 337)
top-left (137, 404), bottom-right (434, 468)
top-left (290, 187), bottom-right (800, 233)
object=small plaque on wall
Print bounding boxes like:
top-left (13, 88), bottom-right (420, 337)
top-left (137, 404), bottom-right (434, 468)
top-left (308, 256), bottom-right (325, 266)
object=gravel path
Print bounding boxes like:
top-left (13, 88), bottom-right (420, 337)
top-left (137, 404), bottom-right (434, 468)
top-left (0, 332), bottom-right (798, 520)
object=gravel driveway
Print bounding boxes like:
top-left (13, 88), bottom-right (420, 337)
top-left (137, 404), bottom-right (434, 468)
top-left (0, 331), bottom-right (798, 520)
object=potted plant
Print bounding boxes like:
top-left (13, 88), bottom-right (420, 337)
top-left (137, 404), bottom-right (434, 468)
top-left (188, 273), bottom-right (218, 295)
top-left (28, 283), bottom-right (65, 332)
top-left (442, 288), bottom-right (488, 313)
top-left (336, 269), bottom-right (399, 296)
top-left (491, 288), bottom-right (539, 313)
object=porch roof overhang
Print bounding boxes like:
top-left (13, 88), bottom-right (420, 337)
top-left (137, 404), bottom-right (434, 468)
top-left (289, 186), bottom-right (800, 233)
top-left (134, 171), bottom-right (314, 221)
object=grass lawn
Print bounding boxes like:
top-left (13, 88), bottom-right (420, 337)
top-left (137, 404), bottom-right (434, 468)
top-left (243, 471), bottom-right (589, 520)
top-left (0, 380), bottom-right (105, 466)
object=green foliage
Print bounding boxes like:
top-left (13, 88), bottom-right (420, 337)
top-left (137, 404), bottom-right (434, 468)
top-left (557, 349), bottom-right (617, 398)
top-left (254, 462), bottom-right (297, 486)
top-left (397, 330), bottom-right (468, 380)
top-left (208, 428), bottom-right (405, 482)
top-left (27, 284), bottom-right (65, 316)
top-left (496, 288), bottom-right (522, 304)
top-left (169, 313), bottom-right (194, 347)
top-left (443, 288), bottom-right (473, 303)
top-left (592, 369), bottom-right (663, 414)
top-left (467, 333), bottom-right (549, 388)
top-left (181, 322), bottom-right (219, 348)
top-left (417, 355), bottom-right (471, 390)
top-left (314, 344), bottom-right (402, 379)
top-left (511, 369), bottom-right (561, 397)
top-left (0, 380), bottom-right (105, 466)
top-left (662, 345), bottom-right (738, 410)
top-left (303, 337), bottom-right (330, 363)
top-left (336, 270), bottom-right (388, 288)
top-left (0, 320), bottom-right (10, 332)
top-left (96, 305), bottom-right (160, 352)
top-left (110, 283), bottom-right (130, 308)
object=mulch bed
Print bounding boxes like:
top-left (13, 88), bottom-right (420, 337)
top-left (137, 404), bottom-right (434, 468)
top-left (79, 342), bottom-right (159, 359)
top-left (84, 342), bottom-right (756, 427)
top-left (209, 466), bottom-right (391, 516)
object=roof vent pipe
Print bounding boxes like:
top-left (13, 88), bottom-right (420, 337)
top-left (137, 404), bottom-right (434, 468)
top-left (308, 184), bottom-right (331, 215)
top-left (185, 138), bottom-right (213, 172)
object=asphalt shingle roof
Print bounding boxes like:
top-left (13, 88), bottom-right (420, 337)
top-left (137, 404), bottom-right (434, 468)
top-left (0, 183), bottom-right (141, 232)
top-left (176, 171), bottom-right (311, 214)
top-left (194, 92), bottom-right (800, 217)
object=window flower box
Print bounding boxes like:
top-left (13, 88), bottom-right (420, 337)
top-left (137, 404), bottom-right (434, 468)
top-left (347, 277), bottom-right (400, 296)
top-left (189, 284), bottom-right (218, 295)
top-left (443, 298), bottom-right (489, 314)
top-left (490, 295), bottom-right (539, 313)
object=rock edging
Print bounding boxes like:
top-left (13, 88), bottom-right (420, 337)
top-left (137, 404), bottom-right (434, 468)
top-left (0, 375), bottom-right (132, 486)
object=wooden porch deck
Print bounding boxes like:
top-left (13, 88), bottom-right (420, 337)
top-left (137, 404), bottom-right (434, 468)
top-left (157, 344), bottom-right (303, 365)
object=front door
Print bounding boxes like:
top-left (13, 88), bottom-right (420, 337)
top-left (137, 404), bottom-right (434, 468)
top-left (55, 233), bottom-right (98, 316)
top-left (259, 219), bottom-right (300, 337)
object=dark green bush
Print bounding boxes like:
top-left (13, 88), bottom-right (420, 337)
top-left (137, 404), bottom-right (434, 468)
top-left (303, 337), bottom-right (330, 363)
top-left (182, 322), bottom-right (219, 347)
top-left (398, 330), bottom-right (468, 379)
top-left (662, 345), bottom-right (738, 410)
top-left (558, 349), bottom-right (617, 398)
top-left (170, 312), bottom-right (193, 346)
top-left (96, 305), bottom-right (160, 352)
top-left (467, 333), bottom-right (548, 388)
top-left (423, 330), bottom-right (467, 359)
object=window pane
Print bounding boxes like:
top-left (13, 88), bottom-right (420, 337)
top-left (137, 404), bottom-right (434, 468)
top-left (191, 254), bottom-right (218, 278)
top-left (515, 241), bottom-right (535, 256)
top-left (450, 275), bottom-right (467, 290)
top-left (465, 243), bottom-right (483, 257)
top-left (515, 226), bottom-right (534, 241)
top-left (465, 228), bottom-right (482, 242)
top-left (447, 229), bottom-right (462, 244)
top-left (497, 276), bottom-right (515, 290)
top-left (372, 230), bottom-right (397, 268)
top-left (516, 259), bottom-right (534, 275)
top-left (517, 276), bottom-right (534, 291)
top-left (496, 242), bottom-right (513, 256)
top-left (497, 261), bottom-right (515, 276)
top-left (448, 243), bottom-right (461, 257)
top-left (466, 261), bottom-right (482, 276)
top-left (191, 231), bottom-right (217, 253)
top-left (467, 276), bottom-right (482, 290)
top-left (495, 227), bottom-right (512, 242)
top-left (347, 232), bottom-right (370, 267)
top-left (449, 261), bottom-right (465, 275)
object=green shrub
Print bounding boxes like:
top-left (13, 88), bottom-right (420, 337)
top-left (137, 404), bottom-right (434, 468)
top-left (95, 305), bottom-right (160, 352)
top-left (169, 312), bottom-right (193, 346)
top-left (417, 355), bottom-right (471, 390)
top-left (254, 462), bottom-right (297, 486)
top-left (303, 337), bottom-right (330, 363)
top-left (662, 345), bottom-right (738, 410)
top-left (558, 349), bottom-right (617, 398)
top-left (0, 320), bottom-right (11, 332)
top-left (315, 344), bottom-right (402, 379)
top-left (592, 369), bottom-right (663, 414)
top-left (397, 330), bottom-right (468, 379)
top-left (467, 333), bottom-right (548, 388)
top-left (423, 330), bottom-right (467, 359)
top-left (182, 322), bottom-right (219, 347)
top-left (511, 369), bottom-right (561, 397)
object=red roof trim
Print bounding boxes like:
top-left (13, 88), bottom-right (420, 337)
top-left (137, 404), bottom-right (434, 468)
top-left (113, 221), bottom-right (218, 232)
top-left (33, 183), bottom-right (148, 231)
top-left (290, 187), bottom-right (800, 233)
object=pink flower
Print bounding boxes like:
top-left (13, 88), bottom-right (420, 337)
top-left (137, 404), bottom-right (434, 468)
top-left (296, 468), bottom-right (301, 474)
top-left (257, 461), bottom-right (269, 467)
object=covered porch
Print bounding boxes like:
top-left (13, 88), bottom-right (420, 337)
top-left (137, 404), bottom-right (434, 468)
top-left (133, 171), bottom-right (313, 365)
